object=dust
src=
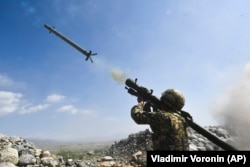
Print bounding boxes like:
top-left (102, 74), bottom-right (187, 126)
top-left (213, 63), bottom-right (250, 150)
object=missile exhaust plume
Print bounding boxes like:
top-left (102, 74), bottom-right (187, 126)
top-left (110, 67), bottom-right (128, 84)
top-left (213, 63), bottom-right (250, 150)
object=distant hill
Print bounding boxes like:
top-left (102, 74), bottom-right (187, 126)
top-left (27, 138), bottom-right (113, 152)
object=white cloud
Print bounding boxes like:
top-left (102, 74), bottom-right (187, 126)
top-left (0, 90), bottom-right (51, 116)
top-left (0, 73), bottom-right (14, 87)
top-left (57, 105), bottom-right (78, 114)
top-left (0, 91), bottom-right (23, 116)
top-left (57, 105), bottom-right (96, 115)
top-left (19, 104), bottom-right (49, 114)
top-left (0, 73), bottom-right (25, 89)
top-left (45, 94), bottom-right (65, 103)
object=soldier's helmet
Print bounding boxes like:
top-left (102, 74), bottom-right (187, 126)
top-left (160, 89), bottom-right (185, 110)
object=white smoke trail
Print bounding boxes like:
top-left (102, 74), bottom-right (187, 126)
top-left (91, 56), bottom-right (129, 84)
top-left (110, 67), bottom-right (128, 84)
top-left (213, 63), bottom-right (250, 150)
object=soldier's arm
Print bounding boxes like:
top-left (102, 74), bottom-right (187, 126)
top-left (131, 103), bottom-right (155, 124)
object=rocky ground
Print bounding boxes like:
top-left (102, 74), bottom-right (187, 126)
top-left (0, 126), bottom-right (238, 167)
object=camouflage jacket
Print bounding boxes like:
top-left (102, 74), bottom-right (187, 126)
top-left (131, 103), bottom-right (189, 151)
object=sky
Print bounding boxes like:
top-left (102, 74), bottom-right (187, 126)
top-left (0, 0), bottom-right (250, 142)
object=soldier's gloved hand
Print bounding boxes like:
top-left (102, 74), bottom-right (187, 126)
top-left (137, 96), bottom-right (144, 106)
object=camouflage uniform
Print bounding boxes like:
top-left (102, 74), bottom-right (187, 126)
top-left (131, 89), bottom-right (189, 151)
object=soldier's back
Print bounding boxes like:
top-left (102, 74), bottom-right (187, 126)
top-left (149, 111), bottom-right (188, 150)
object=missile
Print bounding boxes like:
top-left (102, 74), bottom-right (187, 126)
top-left (44, 24), bottom-right (96, 63)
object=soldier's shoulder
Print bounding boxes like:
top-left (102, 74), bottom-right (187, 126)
top-left (162, 111), bottom-right (183, 119)
top-left (161, 110), bottom-right (175, 116)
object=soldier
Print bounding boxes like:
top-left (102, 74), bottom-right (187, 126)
top-left (131, 89), bottom-right (189, 151)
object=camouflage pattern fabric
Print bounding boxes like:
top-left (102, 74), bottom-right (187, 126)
top-left (131, 104), bottom-right (189, 151)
